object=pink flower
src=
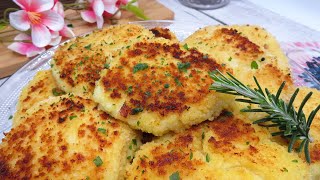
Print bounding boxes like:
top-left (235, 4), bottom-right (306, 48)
top-left (9, 0), bottom-right (64, 47)
top-left (52, 0), bottom-right (75, 38)
top-left (103, 0), bottom-right (118, 14)
top-left (8, 33), bottom-right (45, 57)
top-left (81, 0), bottom-right (105, 29)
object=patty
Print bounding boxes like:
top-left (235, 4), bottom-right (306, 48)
top-left (93, 38), bottom-right (233, 136)
top-left (184, 25), bottom-right (295, 121)
top-left (51, 24), bottom-right (155, 97)
top-left (125, 112), bottom-right (309, 179)
top-left (13, 70), bottom-right (62, 127)
top-left (0, 95), bottom-right (140, 179)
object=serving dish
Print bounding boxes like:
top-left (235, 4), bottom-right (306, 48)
top-left (0, 20), bottom-right (319, 141)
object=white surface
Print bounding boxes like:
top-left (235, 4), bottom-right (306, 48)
top-left (248, 0), bottom-right (320, 32)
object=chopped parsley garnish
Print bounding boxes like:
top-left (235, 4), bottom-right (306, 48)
top-left (68, 43), bottom-right (76, 50)
top-left (52, 88), bottom-right (66, 96)
top-left (137, 35), bottom-right (141, 38)
top-left (98, 128), bottom-right (107, 134)
top-left (86, 176), bottom-right (90, 180)
top-left (246, 141), bottom-right (250, 145)
top-left (83, 86), bottom-right (87, 92)
top-left (201, 132), bottom-right (205, 140)
top-left (206, 153), bottom-right (210, 162)
top-left (174, 77), bottom-right (182, 86)
top-left (133, 63), bottom-right (149, 73)
top-left (292, 159), bottom-right (298, 163)
top-left (126, 86), bottom-right (133, 94)
top-left (189, 152), bottom-right (193, 160)
top-left (177, 62), bottom-right (191, 72)
top-left (251, 61), bottom-right (258, 69)
top-left (169, 171), bottom-right (180, 180)
top-left (93, 156), bottom-right (103, 167)
top-left (137, 121), bottom-right (140, 126)
top-left (164, 84), bottom-right (170, 88)
top-left (132, 139), bottom-right (137, 145)
top-left (127, 156), bottom-right (132, 160)
top-left (131, 107), bottom-right (143, 115)
top-left (69, 115), bottom-right (77, 120)
top-left (228, 57), bottom-right (232, 61)
top-left (145, 91), bottom-right (151, 98)
top-left (283, 167), bottom-right (288, 172)
top-left (104, 63), bottom-right (110, 69)
top-left (50, 64), bottom-right (54, 68)
top-left (225, 111), bottom-right (233, 117)
top-left (183, 43), bottom-right (189, 50)
top-left (84, 44), bottom-right (92, 50)
top-left (8, 115), bottom-right (13, 120)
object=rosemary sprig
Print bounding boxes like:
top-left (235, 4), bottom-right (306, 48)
top-left (209, 70), bottom-right (320, 163)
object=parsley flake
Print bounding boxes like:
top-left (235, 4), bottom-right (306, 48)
top-left (98, 128), bottom-right (107, 134)
top-left (84, 44), bottom-right (92, 50)
top-left (137, 121), bottom-right (140, 126)
top-left (68, 43), bottom-right (76, 50)
top-left (177, 62), bottom-right (191, 72)
top-left (189, 152), bottom-right (193, 160)
top-left (251, 61), bottom-right (258, 69)
top-left (133, 63), bottom-right (148, 73)
top-left (104, 63), bottom-right (110, 69)
top-left (93, 156), bottom-right (103, 167)
top-left (292, 159), bottom-right (298, 163)
top-left (52, 88), bottom-right (66, 96)
top-left (169, 171), bottom-right (180, 180)
top-left (183, 44), bottom-right (189, 50)
top-left (126, 86), bottom-right (133, 94)
top-left (69, 115), bottom-right (77, 120)
top-left (228, 57), bottom-right (232, 61)
top-left (164, 84), bottom-right (170, 88)
top-left (8, 115), bottom-right (13, 120)
top-left (132, 139), bottom-right (137, 146)
top-left (174, 77), bottom-right (182, 86)
top-left (131, 107), bottom-right (143, 115)
top-left (206, 153), bottom-right (210, 162)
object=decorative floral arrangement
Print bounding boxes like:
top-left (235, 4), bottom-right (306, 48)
top-left (0, 0), bottom-right (147, 57)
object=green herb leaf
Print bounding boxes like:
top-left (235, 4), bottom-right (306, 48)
top-left (174, 77), bottom-right (182, 86)
top-left (98, 128), bottom-right (107, 134)
top-left (209, 70), bottom-right (320, 163)
top-left (137, 121), bottom-right (140, 126)
top-left (292, 159), bottom-right (298, 163)
top-left (104, 63), bottom-right (110, 69)
top-left (52, 88), bottom-right (66, 96)
top-left (93, 156), bottom-right (103, 167)
top-left (68, 43), bottom-right (77, 50)
top-left (121, 2), bottom-right (149, 20)
top-left (189, 152), bottom-right (193, 160)
top-left (69, 115), bottom-right (77, 120)
top-left (177, 62), bottom-right (191, 72)
top-left (133, 63), bottom-right (149, 73)
top-left (169, 171), bottom-right (180, 180)
top-left (8, 115), bottom-right (13, 120)
top-left (228, 57), bottom-right (232, 61)
top-left (84, 44), bottom-right (92, 50)
top-left (126, 86), bottom-right (133, 94)
top-left (131, 107), bottom-right (143, 115)
top-left (251, 61), bottom-right (258, 69)
top-left (183, 44), bottom-right (189, 50)
top-left (201, 132), bottom-right (205, 140)
top-left (206, 154), bottom-right (210, 162)
top-left (164, 84), bottom-right (170, 88)
top-left (132, 139), bottom-right (137, 145)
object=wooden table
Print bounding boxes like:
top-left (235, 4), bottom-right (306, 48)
top-left (1, 0), bottom-right (320, 87)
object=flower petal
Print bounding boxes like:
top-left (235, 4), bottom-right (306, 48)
top-left (50, 30), bottom-right (59, 38)
top-left (103, 0), bottom-right (118, 14)
top-left (8, 42), bottom-right (45, 57)
top-left (49, 35), bottom-right (62, 46)
top-left (13, 0), bottom-right (30, 10)
top-left (59, 25), bottom-right (75, 38)
top-left (93, 0), bottom-right (104, 16)
top-left (9, 10), bottom-right (30, 31)
top-left (41, 10), bottom-right (64, 31)
top-left (52, 1), bottom-right (64, 17)
top-left (32, 0), bottom-right (54, 12)
top-left (96, 15), bottom-right (104, 29)
top-left (14, 33), bottom-right (31, 41)
top-left (31, 24), bottom-right (51, 47)
top-left (81, 10), bottom-right (97, 23)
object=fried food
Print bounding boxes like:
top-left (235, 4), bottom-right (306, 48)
top-left (13, 70), bottom-right (60, 127)
top-left (150, 27), bottom-right (179, 41)
top-left (184, 25), bottom-right (295, 121)
top-left (125, 112), bottom-right (309, 179)
top-left (93, 38), bottom-right (233, 136)
top-left (51, 24), bottom-right (155, 97)
top-left (0, 95), bottom-right (140, 179)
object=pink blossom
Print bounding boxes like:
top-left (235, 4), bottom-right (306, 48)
top-left (52, 0), bottom-right (75, 38)
top-left (8, 33), bottom-right (45, 57)
top-left (9, 0), bottom-right (64, 48)
top-left (81, 0), bottom-right (105, 28)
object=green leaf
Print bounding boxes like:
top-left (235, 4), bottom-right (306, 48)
top-left (177, 62), bottom-right (191, 72)
top-left (164, 84), bottom-right (170, 88)
top-left (0, 21), bottom-right (8, 31)
top-left (133, 63), bottom-right (149, 73)
top-left (189, 152), bottom-right (193, 160)
top-left (251, 61), bottom-right (258, 69)
top-left (98, 128), bottom-right (107, 134)
top-left (8, 115), bottom-right (13, 120)
top-left (84, 44), bottom-right (92, 50)
top-left (122, 3), bottom-right (149, 20)
top-left (169, 171), bottom-right (180, 180)
top-left (93, 156), bottom-right (103, 167)
top-left (131, 107), bottom-right (143, 115)
top-left (206, 153), bottom-right (210, 162)
top-left (52, 88), bottom-right (66, 96)
top-left (183, 44), bottom-right (189, 50)
top-left (69, 115), bottom-right (77, 120)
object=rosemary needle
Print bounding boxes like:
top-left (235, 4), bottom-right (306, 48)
top-left (209, 70), bottom-right (320, 163)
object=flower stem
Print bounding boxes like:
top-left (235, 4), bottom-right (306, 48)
top-left (3, 8), bottom-right (20, 22)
